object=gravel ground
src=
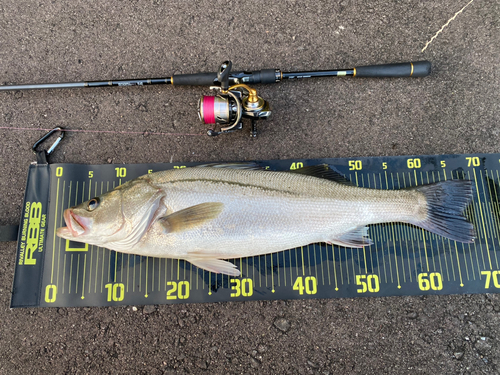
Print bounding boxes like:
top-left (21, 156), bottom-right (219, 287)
top-left (1, 0), bottom-right (499, 373)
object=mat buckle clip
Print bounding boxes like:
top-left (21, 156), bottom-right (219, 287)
top-left (32, 127), bottom-right (65, 164)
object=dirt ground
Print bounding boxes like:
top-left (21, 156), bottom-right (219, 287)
top-left (1, 0), bottom-right (499, 373)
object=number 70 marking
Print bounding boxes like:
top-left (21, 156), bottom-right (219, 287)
top-left (481, 271), bottom-right (500, 289)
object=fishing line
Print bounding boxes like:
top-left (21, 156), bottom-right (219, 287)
top-left (0, 126), bottom-right (205, 137)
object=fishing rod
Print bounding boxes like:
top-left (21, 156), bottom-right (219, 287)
top-left (1, 60), bottom-right (431, 137)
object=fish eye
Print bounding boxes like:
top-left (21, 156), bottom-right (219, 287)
top-left (87, 197), bottom-right (100, 211)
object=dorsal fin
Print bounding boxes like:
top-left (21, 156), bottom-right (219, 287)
top-left (289, 164), bottom-right (353, 185)
top-left (195, 162), bottom-right (262, 170)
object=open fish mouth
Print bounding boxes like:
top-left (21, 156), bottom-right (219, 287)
top-left (58, 209), bottom-right (88, 238)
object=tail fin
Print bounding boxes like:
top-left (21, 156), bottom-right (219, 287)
top-left (413, 180), bottom-right (476, 243)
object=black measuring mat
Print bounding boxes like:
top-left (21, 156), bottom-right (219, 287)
top-left (10, 154), bottom-right (500, 308)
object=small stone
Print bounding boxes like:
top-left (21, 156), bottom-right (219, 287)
top-left (407, 312), bottom-right (418, 319)
top-left (475, 337), bottom-right (492, 355)
top-left (454, 352), bottom-right (464, 360)
top-left (307, 360), bottom-right (319, 369)
top-left (257, 344), bottom-right (268, 353)
top-left (195, 359), bottom-right (208, 369)
top-left (107, 158), bottom-right (113, 164)
top-left (250, 357), bottom-right (260, 368)
top-left (57, 308), bottom-right (67, 316)
top-left (143, 305), bottom-right (156, 314)
top-left (274, 318), bottom-right (291, 332)
top-left (2, 113), bottom-right (12, 122)
top-left (132, 306), bottom-right (138, 312)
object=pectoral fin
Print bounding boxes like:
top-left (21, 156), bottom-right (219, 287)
top-left (160, 202), bottom-right (224, 233)
top-left (187, 257), bottom-right (241, 276)
top-left (329, 226), bottom-right (373, 248)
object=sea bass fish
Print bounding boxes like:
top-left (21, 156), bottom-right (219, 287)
top-left (56, 164), bottom-right (475, 276)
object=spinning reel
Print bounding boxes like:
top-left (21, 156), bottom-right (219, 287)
top-left (198, 61), bottom-right (271, 137)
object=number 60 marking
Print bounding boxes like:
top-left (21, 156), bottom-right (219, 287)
top-left (418, 272), bottom-right (443, 291)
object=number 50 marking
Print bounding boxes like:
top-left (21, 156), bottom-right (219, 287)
top-left (356, 275), bottom-right (379, 293)
top-left (349, 160), bottom-right (362, 170)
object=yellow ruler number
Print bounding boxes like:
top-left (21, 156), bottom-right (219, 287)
top-left (348, 160), bottom-right (362, 170)
top-left (293, 276), bottom-right (317, 295)
top-left (356, 274), bottom-right (380, 293)
top-left (407, 158), bottom-right (421, 169)
top-left (166, 281), bottom-right (190, 300)
top-left (466, 157), bottom-right (480, 167)
top-left (105, 283), bottom-right (125, 302)
top-left (44, 284), bottom-right (57, 303)
top-left (481, 271), bottom-right (500, 289)
top-left (115, 167), bottom-right (127, 177)
top-left (418, 272), bottom-right (443, 291)
top-left (230, 278), bottom-right (254, 297)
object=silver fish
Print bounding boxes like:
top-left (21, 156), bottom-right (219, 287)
top-left (56, 164), bottom-right (475, 276)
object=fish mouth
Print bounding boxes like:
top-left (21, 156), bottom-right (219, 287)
top-left (57, 209), bottom-right (87, 238)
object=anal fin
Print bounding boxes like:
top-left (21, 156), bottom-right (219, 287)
top-left (329, 226), bottom-right (373, 248)
top-left (187, 258), bottom-right (241, 276)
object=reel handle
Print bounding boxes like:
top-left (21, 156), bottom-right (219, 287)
top-left (217, 61), bottom-right (232, 90)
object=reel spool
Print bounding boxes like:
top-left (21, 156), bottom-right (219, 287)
top-left (197, 61), bottom-right (271, 137)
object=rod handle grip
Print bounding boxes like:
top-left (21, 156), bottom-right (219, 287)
top-left (172, 72), bottom-right (218, 86)
top-left (355, 61), bottom-right (431, 78)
